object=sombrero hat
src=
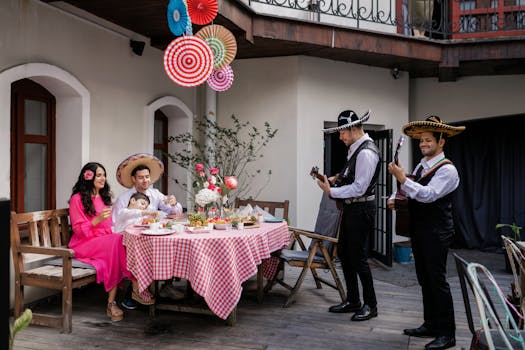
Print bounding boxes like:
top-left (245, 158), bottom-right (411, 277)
top-left (402, 116), bottom-right (465, 138)
top-left (323, 109), bottom-right (371, 134)
top-left (116, 153), bottom-right (164, 188)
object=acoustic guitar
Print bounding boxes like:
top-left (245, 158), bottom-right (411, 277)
top-left (309, 166), bottom-right (343, 210)
top-left (393, 136), bottom-right (411, 237)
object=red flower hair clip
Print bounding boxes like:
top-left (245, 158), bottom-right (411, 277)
top-left (83, 170), bottom-right (94, 181)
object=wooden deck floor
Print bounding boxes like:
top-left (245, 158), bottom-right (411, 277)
top-left (12, 249), bottom-right (512, 350)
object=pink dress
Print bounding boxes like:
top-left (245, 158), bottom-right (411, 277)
top-left (68, 193), bottom-right (132, 292)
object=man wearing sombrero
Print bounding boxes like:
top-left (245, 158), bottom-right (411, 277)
top-left (112, 153), bottom-right (183, 308)
top-left (318, 109), bottom-right (381, 321)
top-left (388, 116), bottom-right (465, 350)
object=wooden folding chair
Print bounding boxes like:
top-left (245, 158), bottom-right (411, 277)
top-left (267, 193), bottom-right (345, 307)
top-left (10, 209), bottom-right (96, 333)
top-left (234, 198), bottom-right (290, 303)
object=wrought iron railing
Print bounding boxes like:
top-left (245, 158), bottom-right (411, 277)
top-left (246, 0), bottom-right (525, 39)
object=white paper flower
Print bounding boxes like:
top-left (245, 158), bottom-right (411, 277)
top-left (195, 188), bottom-right (220, 207)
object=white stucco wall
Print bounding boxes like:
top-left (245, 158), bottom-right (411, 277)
top-left (217, 56), bottom-right (299, 224)
top-left (296, 56), bottom-right (409, 230)
top-left (0, 0), bottom-right (195, 204)
top-left (1, 0), bottom-right (196, 306)
top-left (219, 56), bottom-right (410, 229)
top-left (410, 75), bottom-right (525, 122)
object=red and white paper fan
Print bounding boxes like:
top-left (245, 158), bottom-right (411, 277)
top-left (163, 36), bottom-right (214, 87)
top-left (187, 0), bottom-right (218, 25)
top-left (207, 66), bottom-right (234, 91)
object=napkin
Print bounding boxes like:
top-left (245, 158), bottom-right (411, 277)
top-left (238, 204), bottom-right (253, 217)
top-left (254, 205), bottom-right (276, 220)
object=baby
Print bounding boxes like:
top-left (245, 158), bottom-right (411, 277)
top-left (113, 192), bottom-right (158, 233)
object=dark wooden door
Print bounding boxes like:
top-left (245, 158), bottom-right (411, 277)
top-left (153, 110), bottom-right (168, 194)
top-left (10, 79), bottom-right (56, 212)
top-left (368, 129), bottom-right (393, 267)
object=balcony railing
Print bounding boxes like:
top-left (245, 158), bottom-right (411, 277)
top-left (246, 0), bottom-right (525, 39)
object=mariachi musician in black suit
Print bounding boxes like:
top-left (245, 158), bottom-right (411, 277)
top-left (388, 116), bottom-right (465, 350)
top-left (317, 109), bottom-right (381, 322)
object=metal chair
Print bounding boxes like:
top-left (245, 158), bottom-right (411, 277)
top-left (502, 235), bottom-right (525, 329)
top-left (454, 253), bottom-right (525, 349)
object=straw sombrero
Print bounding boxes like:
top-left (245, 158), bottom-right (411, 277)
top-left (116, 153), bottom-right (164, 188)
top-left (402, 116), bottom-right (465, 138)
top-left (323, 109), bottom-right (371, 134)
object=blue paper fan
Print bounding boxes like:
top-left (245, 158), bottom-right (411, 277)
top-left (167, 0), bottom-right (190, 37)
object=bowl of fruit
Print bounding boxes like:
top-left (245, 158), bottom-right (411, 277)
top-left (214, 218), bottom-right (232, 230)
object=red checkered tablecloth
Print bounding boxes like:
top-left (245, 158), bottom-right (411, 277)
top-left (123, 222), bottom-right (289, 319)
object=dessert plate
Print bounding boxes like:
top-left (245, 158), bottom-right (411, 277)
top-left (141, 229), bottom-right (176, 236)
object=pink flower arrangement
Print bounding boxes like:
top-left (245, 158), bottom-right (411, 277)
top-left (193, 164), bottom-right (238, 208)
top-left (83, 170), bottom-right (94, 181)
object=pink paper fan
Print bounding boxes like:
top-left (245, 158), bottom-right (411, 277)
top-left (163, 36), bottom-right (214, 87)
top-left (207, 66), bottom-right (234, 91)
top-left (187, 0), bottom-right (218, 25)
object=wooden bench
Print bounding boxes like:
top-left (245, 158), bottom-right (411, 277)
top-left (10, 208), bottom-right (97, 333)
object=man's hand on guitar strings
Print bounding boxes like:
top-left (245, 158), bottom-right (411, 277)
top-left (317, 175), bottom-right (332, 195)
top-left (388, 162), bottom-right (407, 184)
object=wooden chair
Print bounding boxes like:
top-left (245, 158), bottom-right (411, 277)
top-left (267, 193), bottom-right (345, 307)
top-left (453, 253), bottom-right (525, 349)
top-left (10, 209), bottom-right (97, 333)
top-left (234, 198), bottom-right (290, 303)
top-left (234, 198), bottom-right (289, 222)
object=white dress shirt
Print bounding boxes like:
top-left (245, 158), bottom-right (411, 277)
top-left (112, 187), bottom-right (183, 230)
top-left (330, 133), bottom-right (380, 199)
top-left (401, 152), bottom-right (459, 203)
top-left (113, 208), bottom-right (144, 233)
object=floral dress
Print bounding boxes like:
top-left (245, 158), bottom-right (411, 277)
top-left (68, 193), bottom-right (132, 292)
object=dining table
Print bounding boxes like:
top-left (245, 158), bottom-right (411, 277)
top-left (122, 221), bottom-right (290, 323)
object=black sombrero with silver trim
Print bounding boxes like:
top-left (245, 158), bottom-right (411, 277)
top-left (402, 115), bottom-right (465, 138)
top-left (323, 109), bottom-right (371, 134)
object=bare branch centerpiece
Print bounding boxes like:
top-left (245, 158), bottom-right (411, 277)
top-left (167, 114), bottom-right (278, 215)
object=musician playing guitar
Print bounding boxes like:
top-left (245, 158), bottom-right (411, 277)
top-left (317, 109), bottom-right (381, 322)
top-left (387, 116), bottom-right (465, 350)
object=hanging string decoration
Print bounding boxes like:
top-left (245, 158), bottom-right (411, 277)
top-left (186, 0), bottom-right (218, 25)
top-left (167, 0), bottom-right (190, 36)
top-left (163, 36), bottom-right (214, 87)
top-left (207, 66), bottom-right (234, 91)
top-left (195, 24), bottom-right (237, 69)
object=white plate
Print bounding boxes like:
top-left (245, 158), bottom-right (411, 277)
top-left (141, 229), bottom-right (175, 236)
top-left (134, 224), bottom-right (151, 228)
top-left (186, 226), bottom-right (211, 233)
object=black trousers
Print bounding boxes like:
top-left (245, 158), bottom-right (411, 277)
top-left (412, 230), bottom-right (455, 337)
top-left (338, 201), bottom-right (377, 307)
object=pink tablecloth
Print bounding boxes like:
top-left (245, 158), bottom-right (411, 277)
top-left (123, 222), bottom-right (289, 319)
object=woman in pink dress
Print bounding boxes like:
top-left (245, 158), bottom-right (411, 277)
top-left (68, 162), bottom-right (155, 321)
